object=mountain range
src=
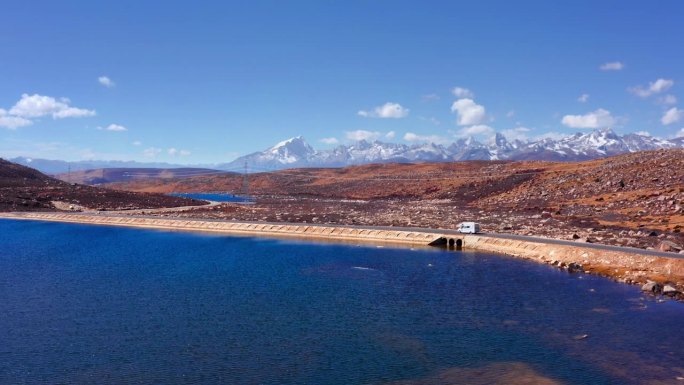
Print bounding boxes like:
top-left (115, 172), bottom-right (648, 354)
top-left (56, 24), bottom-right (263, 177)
top-left (219, 128), bottom-right (684, 171)
top-left (7, 128), bottom-right (684, 174)
top-left (7, 158), bottom-right (192, 175)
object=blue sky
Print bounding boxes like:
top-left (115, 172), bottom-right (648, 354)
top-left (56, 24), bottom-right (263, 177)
top-left (1, 1), bottom-right (683, 163)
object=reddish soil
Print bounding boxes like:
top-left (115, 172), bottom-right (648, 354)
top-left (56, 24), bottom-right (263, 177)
top-left (105, 150), bottom-right (684, 254)
top-left (0, 158), bottom-right (206, 212)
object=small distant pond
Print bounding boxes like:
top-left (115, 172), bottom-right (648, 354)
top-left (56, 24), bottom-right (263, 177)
top-left (169, 192), bottom-right (254, 203)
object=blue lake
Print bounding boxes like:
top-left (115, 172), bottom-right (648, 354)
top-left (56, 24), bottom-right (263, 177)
top-left (169, 193), bottom-right (253, 203)
top-left (1, 219), bottom-right (683, 384)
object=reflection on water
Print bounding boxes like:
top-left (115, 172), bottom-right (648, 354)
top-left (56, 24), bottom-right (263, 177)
top-left (0, 220), bottom-right (683, 384)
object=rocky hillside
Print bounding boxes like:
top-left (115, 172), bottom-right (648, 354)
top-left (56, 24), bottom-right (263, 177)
top-left (54, 167), bottom-right (230, 185)
top-left (0, 159), bottom-right (206, 212)
top-left (106, 150), bottom-right (684, 235)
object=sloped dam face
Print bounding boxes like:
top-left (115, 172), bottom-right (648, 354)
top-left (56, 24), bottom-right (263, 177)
top-left (1, 219), bottom-right (683, 385)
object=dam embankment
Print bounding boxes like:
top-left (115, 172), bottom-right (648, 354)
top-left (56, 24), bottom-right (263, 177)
top-left (2, 212), bottom-right (683, 293)
top-left (0, 212), bottom-right (448, 246)
top-left (463, 235), bottom-right (684, 291)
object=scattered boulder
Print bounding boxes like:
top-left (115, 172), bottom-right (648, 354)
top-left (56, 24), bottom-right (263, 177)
top-left (641, 281), bottom-right (663, 294)
top-left (567, 262), bottom-right (583, 273)
top-left (657, 241), bottom-right (683, 253)
top-left (663, 284), bottom-right (680, 296)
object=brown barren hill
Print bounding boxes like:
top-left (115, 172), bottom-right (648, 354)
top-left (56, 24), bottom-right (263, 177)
top-left (103, 150), bottom-right (684, 252)
top-left (0, 158), bottom-right (207, 212)
top-left (104, 151), bottom-right (684, 217)
top-left (105, 160), bottom-right (552, 199)
top-left (54, 167), bottom-right (231, 185)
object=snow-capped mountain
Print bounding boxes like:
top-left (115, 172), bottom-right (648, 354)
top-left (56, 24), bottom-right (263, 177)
top-left (221, 128), bottom-right (684, 171)
top-left (221, 136), bottom-right (318, 170)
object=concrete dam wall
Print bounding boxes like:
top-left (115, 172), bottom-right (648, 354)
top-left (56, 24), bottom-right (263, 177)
top-left (0, 212), bottom-right (453, 246)
top-left (2, 212), bottom-right (683, 289)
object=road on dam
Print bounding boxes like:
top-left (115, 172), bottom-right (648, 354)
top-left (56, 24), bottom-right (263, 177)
top-left (74, 211), bottom-right (684, 261)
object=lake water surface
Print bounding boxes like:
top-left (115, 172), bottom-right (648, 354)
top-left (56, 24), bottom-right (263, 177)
top-left (1, 219), bottom-right (683, 384)
top-left (169, 192), bottom-right (253, 203)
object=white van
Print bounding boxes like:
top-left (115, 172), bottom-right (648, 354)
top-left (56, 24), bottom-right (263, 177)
top-left (457, 222), bottom-right (481, 234)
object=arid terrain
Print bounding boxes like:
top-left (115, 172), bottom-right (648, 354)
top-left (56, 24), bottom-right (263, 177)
top-left (54, 167), bottom-right (230, 185)
top-left (100, 150), bottom-right (684, 254)
top-left (0, 158), bottom-right (206, 212)
top-left (4, 151), bottom-right (684, 298)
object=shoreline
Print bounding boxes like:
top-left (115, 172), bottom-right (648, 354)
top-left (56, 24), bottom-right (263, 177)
top-left (1, 211), bottom-right (683, 300)
top-left (0, 212), bottom-right (450, 247)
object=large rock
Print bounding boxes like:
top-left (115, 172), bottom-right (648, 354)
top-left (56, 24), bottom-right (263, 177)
top-left (662, 284), bottom-right (680, 296)
top-left (641, 281), bottom-right (663, 294)
top-left (657, 240), bottom-right (682, 253)
top-left (567, 262), bottom-right (583, 273)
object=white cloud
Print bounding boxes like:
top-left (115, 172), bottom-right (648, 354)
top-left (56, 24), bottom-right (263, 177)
top-left (506, 110), bottom-right (515, 118)
top-left (634, 131), bottom-right (651, 137)
top-left (675, 128), bottom-right (684, 138)
top-left (320, 137), bottom-right (339, 145)
top-left (577, 94), bottom-right (590, 103)
top-left (629, 78), bottom-right (674, 98)
top-left (53, 107), bottom-right (96, 119)
top-left (661, 107), bottom-right (683, 125)
top-left (536, 132), bottom-right (569, 141)
top-left (561, 108), bottom-right (615, 129)
top-left (451, 87), bottom-right (474, 99)
top-left (403, 132), bottom-right (449, 145)
top-left (98, 76), bottom-right (115, 88)
top-left (0, 108), bottom-right (33, 129)
top-left (98, 123), bottom-right (127, 132)
top-left (500, 127), bottom-right (531, 141)
top-left (143, 147), bottom-right (162, 158)
top-left (132, 140), bottom-right (142, 146)
top-left (599, 61), bottom-right (624, 71)
top-left (456, 124), bottom-right (495, 137)
top-left (167, 148), bottom-right (191, 156)
top-left (451, 98), bottom-right (487, 126)
top-left (9, 93), bottom-right (95, 119)
top-left (421, 93), bottom-right (440, 102)
top-left (358, 102), bottom-right (409, 118)
top-left (345, 130), bottom-right (381, 141)
top-left (658, 94), bottom-right (677, 105)
top-left (385, 131), bottom-right (396, 139)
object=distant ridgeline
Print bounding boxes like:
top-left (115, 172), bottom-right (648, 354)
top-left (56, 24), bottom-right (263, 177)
top-left (218, 128), bottom-right (684, 171)
top-left (9, 128), bottom-right (684, 174)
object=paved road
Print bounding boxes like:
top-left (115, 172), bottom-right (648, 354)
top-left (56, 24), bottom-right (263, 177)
top-left (67, 211), bottom-right (684, 260)
top-left (365, 225), bottom-right (683, 260)
top-left (476, 232), bottom-right (684, 259)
